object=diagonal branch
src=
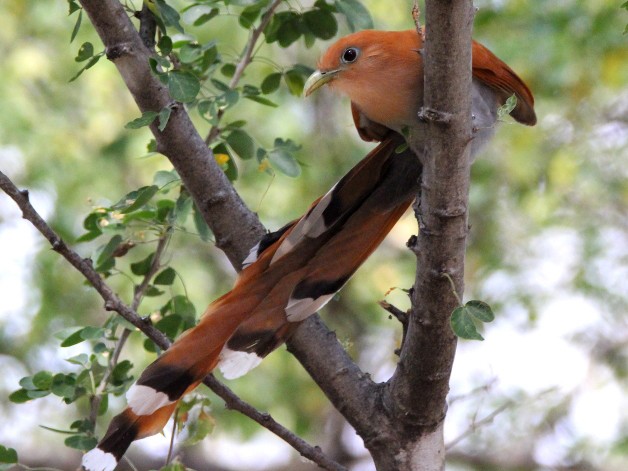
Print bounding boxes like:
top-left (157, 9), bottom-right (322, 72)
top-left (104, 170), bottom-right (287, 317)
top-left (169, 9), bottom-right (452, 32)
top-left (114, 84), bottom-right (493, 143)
top-left (0, 170), bottom-right (346, 471)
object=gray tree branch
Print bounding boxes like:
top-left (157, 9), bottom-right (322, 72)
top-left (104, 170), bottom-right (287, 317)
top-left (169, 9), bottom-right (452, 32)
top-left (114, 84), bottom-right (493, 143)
top-left (366, 1), bottom-right (476, 470)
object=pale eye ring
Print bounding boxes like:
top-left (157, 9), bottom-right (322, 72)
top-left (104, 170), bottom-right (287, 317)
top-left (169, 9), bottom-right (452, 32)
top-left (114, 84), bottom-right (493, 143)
top-left (341, 47), bottom-right (359, 64)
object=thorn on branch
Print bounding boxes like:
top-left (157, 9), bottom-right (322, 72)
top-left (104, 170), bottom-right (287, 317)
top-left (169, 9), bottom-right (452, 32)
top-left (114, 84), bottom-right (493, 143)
top-left (406, 234), bottom-right (418, 250)
top-left (378, 300), bottom-right (410, 356)
top-left (51, 238), bottom-right (64, 251)
top-left (104, 301), bottom-right (116, 311)
top-left (418, 107), bottom-right (453, 124)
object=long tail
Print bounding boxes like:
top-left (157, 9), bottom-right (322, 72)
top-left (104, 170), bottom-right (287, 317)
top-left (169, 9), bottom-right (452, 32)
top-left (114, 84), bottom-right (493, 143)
top-left (82, 133), bottom-right (421, 471)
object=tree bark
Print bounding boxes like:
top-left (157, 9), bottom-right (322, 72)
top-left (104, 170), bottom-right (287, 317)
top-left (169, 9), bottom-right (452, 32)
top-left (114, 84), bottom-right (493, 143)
top-left (375, 1), bottom-right (475, 470)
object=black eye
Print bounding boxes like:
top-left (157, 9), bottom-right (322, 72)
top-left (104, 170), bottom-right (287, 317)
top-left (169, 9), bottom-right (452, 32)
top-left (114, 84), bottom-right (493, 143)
top-left (341, 47), bottom-right (359, 64)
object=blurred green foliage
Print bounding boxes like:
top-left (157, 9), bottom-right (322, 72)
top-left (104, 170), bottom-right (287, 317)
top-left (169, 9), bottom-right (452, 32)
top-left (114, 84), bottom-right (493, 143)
top-left (0, 0), bottom-right (626, 470)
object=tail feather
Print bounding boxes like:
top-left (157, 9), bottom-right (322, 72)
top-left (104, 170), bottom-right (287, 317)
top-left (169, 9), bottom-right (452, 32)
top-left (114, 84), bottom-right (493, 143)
top-left (219, 135), bottom-right (421, 377)
top-left (83, 133), bottom-right (421, 469)
top-left (82, 403), bottom-right (178, 471)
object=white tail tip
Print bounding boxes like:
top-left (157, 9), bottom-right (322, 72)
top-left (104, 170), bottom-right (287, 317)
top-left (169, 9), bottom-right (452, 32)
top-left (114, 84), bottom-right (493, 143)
top-left (82, 448), bottom-right (117, 471)
top-left (218, 347), bottom-right (263, 379)
top-left (126, 383), bottom-right (174, 416)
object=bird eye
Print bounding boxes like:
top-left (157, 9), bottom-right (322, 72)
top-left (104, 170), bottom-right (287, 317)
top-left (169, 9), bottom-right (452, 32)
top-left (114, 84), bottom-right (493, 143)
top-left (341, 47), bottom-right (359, 64)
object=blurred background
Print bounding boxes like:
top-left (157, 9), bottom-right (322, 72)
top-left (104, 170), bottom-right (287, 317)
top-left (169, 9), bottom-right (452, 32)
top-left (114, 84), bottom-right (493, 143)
top-left (0, 0), bottom-right (626, 470)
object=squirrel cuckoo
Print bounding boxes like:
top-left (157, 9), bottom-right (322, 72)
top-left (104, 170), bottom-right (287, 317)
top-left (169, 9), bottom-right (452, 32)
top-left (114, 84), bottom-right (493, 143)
top-left (82, 29), bottom-right (535, 471)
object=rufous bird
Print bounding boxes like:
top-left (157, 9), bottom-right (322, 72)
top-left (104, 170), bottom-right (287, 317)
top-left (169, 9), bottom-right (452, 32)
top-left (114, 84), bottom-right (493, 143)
top-left (82, 29), bottom-right (535, 471)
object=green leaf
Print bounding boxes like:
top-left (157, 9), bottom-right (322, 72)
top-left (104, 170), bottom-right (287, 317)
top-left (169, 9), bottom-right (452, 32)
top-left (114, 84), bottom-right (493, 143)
top-left (125, 111), bottom-right (159, 129)
top-left (61, 326), bottom-right (105, 347)
top-left (154, 267), bottom-right (176, 285)
top-left (449, 300), bottom-right (495, 341)
top-left (70, 8), bottom-right (82, 43)
top-left (69, 52), bottom-right (102, 82)
top-left (96, 234), bottom-right (123, 269)
top-left (19, 376), bottom-right (37, 390)
top-left (66, 353), bottom-right (90, 367)
top-left (158, 105), bottom-right (172, 131)
top-left (173, 295), bottom-right (196, 320)
top-left (111, 360), bottom-right (134, 383)
top-left (75, 41), bottom-right (93, 62)
top-left (193, 203), bottom-right (212, 241)
top-left (120, 185), bottom-right (159, 213)
top-left (0, 445), bottom-right (17, 464)
top-left (265, 11), bottom-right (301, 46)
top-left (68, 0), bottom-right (81, 15)
top-left (193, 7), bottom-right (219, 26)
top-left (158, 35), bottom-right (173, 55)
top-left (268, 149), bottom-right (301, 177)
top-left (50, 373), bottom-right (76, 399)
top-left (179, 43), bottom-right (204, 63)
top-left (81, 326), bottom-right (105, 340)
top-left (26, 390), bottom-right (50, 399)
top-left (154, 0), bottom-right (184, 33)
top-left (334, 0), bottom-right (373, 31)
top-left (174, 192), bottom-right (193, 225)
top-left (130, 252), bottom-right (155, 276)
top-left (226, 129), bottom-right (255, 160)
top-left (179, 402), bottom-right (215, 446)
top-left (221, 63), bottom-right (236, 78)
top-left (145, 285), bottom-right (165, 297)
top-left (155, 314), bottom-right (183, 339)
top-left (168, 71), bottom-right (201, 102)
top-left (65, 434), bottom-right (98, 452)
top-left (32, 371), bottom-right (53, 390)
top-left (261, 72), bottom-right (282, 94)
top-left (303, 9), bottom-right (337, 40)
top-left (8, 389), bottom-right (30, 404)
top-left (60, 329), bottom-right (85, 347)
top-left (211, 78), bottom-right (230, 92)
top-left (284, 70), bottom-right (305, 96)
top-left (465, 300), bottom-right (495, 322)
top-left (154, 169), bottom-right (180, 188)
top-left (245, 95), bottom-right (278, 107)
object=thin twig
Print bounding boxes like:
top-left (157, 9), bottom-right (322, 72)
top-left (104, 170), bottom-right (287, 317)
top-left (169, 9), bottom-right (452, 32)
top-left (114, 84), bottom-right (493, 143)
top-left (166, 408), bottom-right (178, 465)
top-left (229, 0), bottom-right (283, 90)
top-left (445, 401), bottom-right (513, 450)
top-left (378, 300), bottom-right (409, 356)
top-left (89, 230), bottom-right (172, 424)
top-left (0, 171), bottom-right (346, 471)
top-left (205, 0), bottom-right (283, 146)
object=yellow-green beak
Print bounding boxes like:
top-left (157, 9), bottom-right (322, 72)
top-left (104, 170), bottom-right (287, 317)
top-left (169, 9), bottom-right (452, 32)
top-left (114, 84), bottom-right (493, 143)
top-left (303, 69), bottom-right (340, 97)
